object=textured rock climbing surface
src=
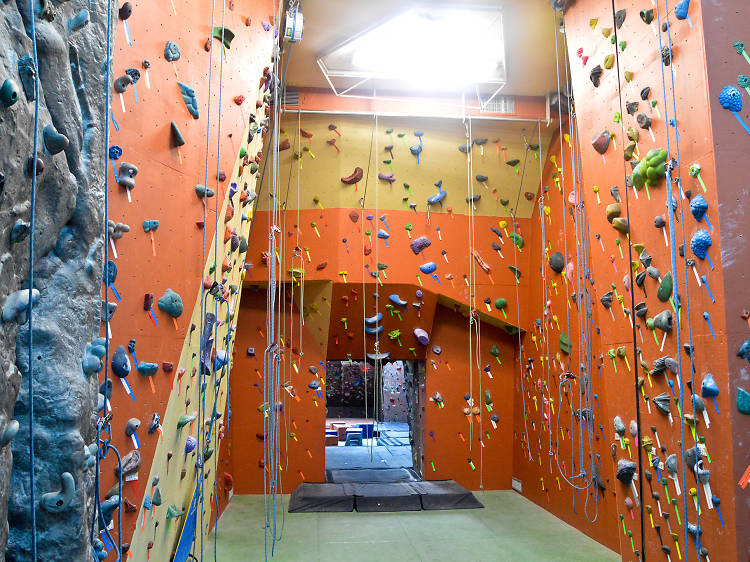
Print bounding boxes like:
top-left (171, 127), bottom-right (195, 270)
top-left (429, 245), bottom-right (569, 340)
top-left (0, 0), bottom-right (112, 559)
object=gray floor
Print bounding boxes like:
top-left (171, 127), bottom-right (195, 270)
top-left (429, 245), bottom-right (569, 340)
top-left (326, 422), bottom-right (413, 471)
top-left (207, 491), bottom-right (620, 561)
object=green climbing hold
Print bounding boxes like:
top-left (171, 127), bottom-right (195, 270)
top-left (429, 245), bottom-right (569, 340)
top-left (494, 298), bottom-right (507, 310)
top-left (738, 388), bottom-right (750, 415)
top-left (559, 332), bottom-right (571, 355)
top-left (633, 148), bottom-right (667, 189)
top-left (166, 504), bottom-right (185, 519)
top-left (657, 272), bottom-right (673, 302)
top-left (509, 232), bottom-right (524, 250)
top-left (212, 27), bottom-right (235, 49)
top-left (239, 147), bottom-right (247, 158)
top-left (508, 266), bottom-right (521, 280)
top-left (489, 344), bottom-right (500, 357)
top-left (177, 413), bottom-right (196, 429)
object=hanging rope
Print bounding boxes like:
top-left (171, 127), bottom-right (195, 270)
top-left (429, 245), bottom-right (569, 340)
top-left (26, 0), bottom-right (41, 556)
top-left (653, 1), bottom-right (700, 557)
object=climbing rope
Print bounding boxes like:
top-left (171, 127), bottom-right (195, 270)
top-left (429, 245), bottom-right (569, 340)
top-left (653, 1), bottom-right (701, 557)
top-left (26, 0), bottom-right (41, 556)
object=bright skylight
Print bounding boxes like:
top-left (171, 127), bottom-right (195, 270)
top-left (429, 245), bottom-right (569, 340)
top-left (318, 6), bottom-right (506, 93)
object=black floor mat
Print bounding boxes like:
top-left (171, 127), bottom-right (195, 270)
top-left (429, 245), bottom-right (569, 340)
top-left (288, 480), bottom-right (482, 513)
top-left (327, 467), bottom-right (420, 483)
top-left (288, 483), bottom-right (354, 513)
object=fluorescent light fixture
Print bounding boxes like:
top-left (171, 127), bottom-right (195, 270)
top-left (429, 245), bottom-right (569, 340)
top-left (318, 6), bottom-right (506, 94)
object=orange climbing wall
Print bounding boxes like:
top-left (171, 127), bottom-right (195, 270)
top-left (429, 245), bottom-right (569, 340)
top-left (512, 124), bottom-right (620, 553)
top-left (220, 109), bottom-right (541, 496)
top-left (101, 0), bottom-right (274, 560)
top-left (218, 286), bottom-right (328, 496)
top-left (509, 1), bottom-right (745, 560)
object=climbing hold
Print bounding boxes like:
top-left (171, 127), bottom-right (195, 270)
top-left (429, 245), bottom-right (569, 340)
top-left (178, 82), bottom-right (199, 119)
top-left (142, 220), bottom-right (159, 232)
top-left (738, 388), bottom-right (750, 415)
top-left (171, 122), bottom-right (186, 147)
top-left (559, 332), bottom-right (571, 355)
top-left (0, 78), bottom-right (20, 107)
top-left (112, 345), bottom-right (131, 378)
top-left (590, 65), bottom-right (603, 87)
top-left (341, 167), bottom-right (363, 184)
top-left (137, 362), bottom-right (159, 377)
top-left (158, 289), bottom-right (183, 318)
top-left (70, 9), bottom-right (90, 31)
top-left (0, 420), bottom-right (19, 448)
top-left (414, 328), bottom-right (430, 346)
top-left (43, 125), bottom-right (69, 155)
top-left (657, 272), bottom-right (672, 302)
top-left (640, 9), bottom-right (654, 24)
top-left (603, 54), bottom-right (614, 70)
top-left (115, 450), bottom-right (142, 478)
top-left (41, 473), bottom-right (76, 513)
top-left (592, 130), bottom-right (610, 154)
top-left (164, 41), bottom-right (181, 61)
top-left (195, 184), bottom-right (214, 198)
top-left (114, 75), bottom-right (132, 93)
top-left (549, 252), bottom-right (564, 273)
top-left (125, 418), bottom-right (140, 437)
top-left (17, 55), bottom-right (36, 102)
top-left (606, 203), bottom-right (621, 222)
top-left (409, 236), bottom-right (431, 255)
top-left (494, 298), bottom-right (507, 310)
top-left (611, 218), bottom-right (629, 233)
top-left (614, 9), bottom-right (626, 28)
top-left (2, 289), bottom-right (40, 323)
top-left (509, 232), bottom-right (524, 250)
top-left (653, 310), bottom-right (673, 332)
top-left (117, 162), bottom-right (138, 190)
top-left (212, 27), bottom-right (235, 48)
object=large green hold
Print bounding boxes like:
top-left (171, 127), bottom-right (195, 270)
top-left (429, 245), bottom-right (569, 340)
top-left (494, 298), bottom-right (507, 310)
top-left (738, 388), bottom-right (750, 415)
top-left (633, 148), bottom-right (667, 189)
top-left (657, 272), bottom-right (672, 302)
top-left (489, 344), bottom-right (500, 357)
top-left (509, 232), bottom-right (524, 250)
top-left (559, 332), bottom-right (571, 355)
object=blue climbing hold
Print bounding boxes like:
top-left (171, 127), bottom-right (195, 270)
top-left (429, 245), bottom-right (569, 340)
top-left (419, 262), bottom-right (437, 274)
top-left (690, 228), bottom-right (711, 259)
top-left (178, 82), bottom-right (199, 119)
top-left (674, 0), bottom-right (690, 20)
top-left (112, 345), bottom-right (131, 378)
top-left (719, 85), bottom-right (742, 112)
top-left (690, 194), bottom-right (708, 222)
top-left (137, 361), bottom-right (159, 377)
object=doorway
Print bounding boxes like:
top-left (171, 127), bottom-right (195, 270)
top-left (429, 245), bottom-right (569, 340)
top-left (324, 359), bottom-right (424, 482)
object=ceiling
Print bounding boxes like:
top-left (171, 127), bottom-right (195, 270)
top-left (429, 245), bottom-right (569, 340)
top-left (285, 0), bottom-right (567, 98)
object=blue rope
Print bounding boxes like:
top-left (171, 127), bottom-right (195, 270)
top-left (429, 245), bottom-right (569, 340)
top-left (193, 0), bottom-right (218, 555)
top-left (206, 1), bottom-right (228, 556)
top-left (653, 2), bottom-right (700, 558)
top-left (27, 0), bottom-right (41, 556)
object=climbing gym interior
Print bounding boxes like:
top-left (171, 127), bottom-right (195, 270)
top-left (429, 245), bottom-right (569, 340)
top-left (0, 0), bottom-right (749, 560)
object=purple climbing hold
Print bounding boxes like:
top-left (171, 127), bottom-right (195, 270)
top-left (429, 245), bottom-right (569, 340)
top-left (410, 236), bottom-right (431, 255)
top-left (414, 328), bottom-right (430, 346)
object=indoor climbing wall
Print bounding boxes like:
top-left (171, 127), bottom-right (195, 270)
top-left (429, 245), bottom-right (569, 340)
top-left (225, 109), bottom-right (542, 496)
top-left (423, 304), bottom-right (518, 491)
top-left (216, 286), bottom-right (327, 496)
top-left (97, 0), bottom-right (274, 560)
top-left (522, 0), bottom-right (749, 560)
top-left (513, 124), bottom-right (620, 552)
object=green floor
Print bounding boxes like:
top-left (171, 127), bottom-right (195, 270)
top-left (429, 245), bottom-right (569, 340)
top-left (207, 491), bottom-right (619, 562)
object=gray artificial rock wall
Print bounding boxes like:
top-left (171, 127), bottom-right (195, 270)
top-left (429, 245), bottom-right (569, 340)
top-left (0, 0), bottom-right (111, 559)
